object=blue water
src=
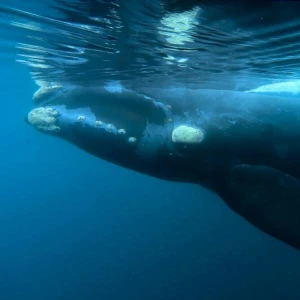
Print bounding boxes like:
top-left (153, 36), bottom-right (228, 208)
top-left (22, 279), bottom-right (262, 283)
top-left (1, 1), bottom-right (300, 299)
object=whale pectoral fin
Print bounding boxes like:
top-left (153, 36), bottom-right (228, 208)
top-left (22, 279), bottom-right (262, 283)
top-left (222, 164), bottom-right (300, 250)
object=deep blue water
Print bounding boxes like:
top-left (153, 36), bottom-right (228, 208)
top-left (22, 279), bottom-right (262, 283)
top-left (1, 55), bottom-right (300, 300)
top-left (1, 1), bottom-right (300, 300)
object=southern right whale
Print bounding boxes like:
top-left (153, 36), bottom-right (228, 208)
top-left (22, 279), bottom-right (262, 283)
top-left (26, 86), bottom-right (300, 251)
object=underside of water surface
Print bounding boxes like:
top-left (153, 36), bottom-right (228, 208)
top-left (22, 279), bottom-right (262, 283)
top-left (1, 0), bottom-right (300, 94)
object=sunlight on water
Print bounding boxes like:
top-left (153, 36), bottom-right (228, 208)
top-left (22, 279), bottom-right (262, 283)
top-left (1, 0), bottom-right (300, 91)
top-left (158, 6), bottom-right (201, 45)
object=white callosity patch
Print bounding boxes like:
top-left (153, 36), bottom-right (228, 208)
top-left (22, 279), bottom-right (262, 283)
top-left (32, 84), bottom-right (62, 102)
top-left (104, 81), bottom-right (123, 93)
top-left (172, 125), bottom-right (204, 144)
top-left (128, 137), bottom-right (137, 144)
top-left (76, 115), bottom-right (86, 122)
top-left (28, 107), bottom-right (60, 133)
top-left (118, 128), bottom-right (126, 135)
top-left (246, 80), bottom-right (300, 95)
top-left (95, 120), bottom-right (103, 126)
top-left (106, 124), bottom-right (115, 132)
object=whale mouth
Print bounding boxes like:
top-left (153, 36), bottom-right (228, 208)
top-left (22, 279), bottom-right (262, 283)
top-left (26, 86), bottom-right (175, 145)
top-left (26, 105), bottom-right (139, 147)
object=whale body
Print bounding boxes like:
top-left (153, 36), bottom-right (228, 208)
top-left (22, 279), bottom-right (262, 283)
top-left (27, 86), bottom-right (300, 251)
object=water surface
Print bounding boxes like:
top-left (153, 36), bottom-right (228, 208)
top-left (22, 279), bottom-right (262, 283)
top-left (2, 1), bottom-right (300, 91)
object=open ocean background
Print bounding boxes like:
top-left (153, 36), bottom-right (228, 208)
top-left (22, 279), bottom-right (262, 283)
top-left (1, 1), bottom-right (300, 299)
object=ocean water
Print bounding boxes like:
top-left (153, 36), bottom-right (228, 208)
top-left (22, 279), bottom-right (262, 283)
top-left (1, 1), bottom-right (300, 299)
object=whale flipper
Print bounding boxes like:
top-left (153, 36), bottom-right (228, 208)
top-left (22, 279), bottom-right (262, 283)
top-left (222, 164), bottom-right (300, 250)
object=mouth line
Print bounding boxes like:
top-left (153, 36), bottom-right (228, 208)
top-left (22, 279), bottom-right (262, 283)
top-left (27, 106), bottom-right (138, 144)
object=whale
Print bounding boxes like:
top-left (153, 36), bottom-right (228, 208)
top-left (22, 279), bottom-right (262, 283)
top-left (26, 85), bottom-right (300, 251)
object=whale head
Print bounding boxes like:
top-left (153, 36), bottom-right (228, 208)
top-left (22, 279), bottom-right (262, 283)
top-left (26, 86), bottom-right (196, 181)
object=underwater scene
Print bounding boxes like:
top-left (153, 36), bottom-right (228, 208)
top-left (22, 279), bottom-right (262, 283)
top-left (1, 0), bottom-right (300, 299)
